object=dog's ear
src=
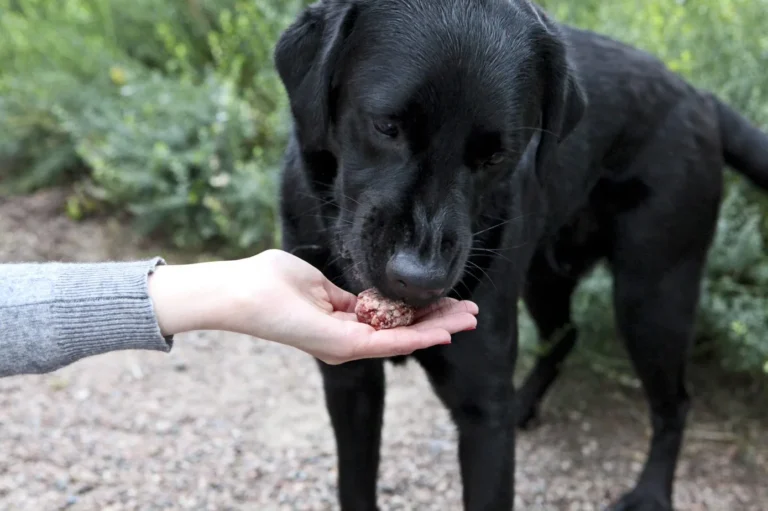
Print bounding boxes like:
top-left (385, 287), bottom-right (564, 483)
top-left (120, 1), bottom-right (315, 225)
top-left (527, 3), bottom-right (586, 179)
top-left (274, 0), bottom-right (358, 153)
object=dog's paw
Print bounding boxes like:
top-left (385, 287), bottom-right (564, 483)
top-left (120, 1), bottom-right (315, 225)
top-left (607, 490), bottom-right (673, 511)
top-left (514, 403), bottom-right (541, 430)
top-left (514, 393), bottom-right (542, 430)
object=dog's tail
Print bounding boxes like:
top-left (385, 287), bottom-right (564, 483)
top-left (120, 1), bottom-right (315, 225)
top-left (715, 95), bottom-right (768, 190)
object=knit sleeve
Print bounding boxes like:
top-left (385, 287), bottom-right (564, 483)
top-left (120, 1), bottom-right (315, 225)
top-left (0, 258), bottom-right (173, 378)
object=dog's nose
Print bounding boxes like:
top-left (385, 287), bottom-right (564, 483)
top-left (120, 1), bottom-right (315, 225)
top-left (385, 251), bottom-right (447, 304)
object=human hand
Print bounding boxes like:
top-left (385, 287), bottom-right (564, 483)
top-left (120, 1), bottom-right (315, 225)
top-left (148, 249), bottom-right (478, 364)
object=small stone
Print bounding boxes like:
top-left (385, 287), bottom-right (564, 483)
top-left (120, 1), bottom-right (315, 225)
top-left (155, 420), bottom-right (173, 433)
top-left (75, 388), bottom-right (91, 401)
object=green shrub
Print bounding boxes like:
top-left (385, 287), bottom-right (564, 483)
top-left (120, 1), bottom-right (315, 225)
top-left (0, 0), bottom-right (301, 254)
top-left (699, 184), bottom-right (768, 373)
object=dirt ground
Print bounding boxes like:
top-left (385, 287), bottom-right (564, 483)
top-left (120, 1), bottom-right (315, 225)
top-left (1, 188), bottom-right (767, 511)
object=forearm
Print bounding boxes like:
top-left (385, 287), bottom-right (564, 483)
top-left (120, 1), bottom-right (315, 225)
top-left (147, 259), bottom-right (246, 336)
top-left (0, 258), bottom-right (173, 378)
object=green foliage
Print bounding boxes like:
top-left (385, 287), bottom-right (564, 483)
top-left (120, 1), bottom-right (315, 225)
top-left (0, 0), bottom-right (300, 254)
top-left (700, 184), bottom-right (768, 372)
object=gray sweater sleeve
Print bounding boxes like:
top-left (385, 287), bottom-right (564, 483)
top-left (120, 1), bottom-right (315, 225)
top-left (0, 258), bottom-right (173, 378)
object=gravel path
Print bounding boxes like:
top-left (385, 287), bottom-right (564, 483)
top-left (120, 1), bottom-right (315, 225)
top-left (1, 189), bottom-right (767, 510)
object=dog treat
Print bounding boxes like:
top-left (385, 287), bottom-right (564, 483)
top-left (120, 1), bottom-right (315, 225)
top-left (355, 288), bottom-right (415, 330)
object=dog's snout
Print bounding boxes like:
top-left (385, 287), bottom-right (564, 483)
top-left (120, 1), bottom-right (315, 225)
top-left (385, 250), bottom-right (447, 305)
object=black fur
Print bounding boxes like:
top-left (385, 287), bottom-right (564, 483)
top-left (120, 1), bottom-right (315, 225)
top-left (273, 1), bottom-right (768, 510)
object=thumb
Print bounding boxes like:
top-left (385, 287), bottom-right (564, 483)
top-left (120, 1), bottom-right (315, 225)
top-left (323, 278), bottom-right (358, 314)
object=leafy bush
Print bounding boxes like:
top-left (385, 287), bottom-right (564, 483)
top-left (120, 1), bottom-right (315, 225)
top-left (0, 0), bottom-right (301, 254)
top-left (699, 184), bottom-right (768, 373)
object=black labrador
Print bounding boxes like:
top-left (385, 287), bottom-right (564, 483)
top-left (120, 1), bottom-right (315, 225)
top-left (273, 0), bottom-right (768, 509)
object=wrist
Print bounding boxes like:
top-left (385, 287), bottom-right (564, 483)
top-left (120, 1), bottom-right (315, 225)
top-left (148, 260), bottom-right (242, 336)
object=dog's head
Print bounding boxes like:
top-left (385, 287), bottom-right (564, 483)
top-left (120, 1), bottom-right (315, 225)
top-left (275, 0), bottom-right (585, 307)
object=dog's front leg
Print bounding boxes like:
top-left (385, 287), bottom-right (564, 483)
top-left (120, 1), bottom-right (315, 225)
top-left (416, 314), bottom-right (519, 510)
top-left (317, 358), bottom-right (385, 511)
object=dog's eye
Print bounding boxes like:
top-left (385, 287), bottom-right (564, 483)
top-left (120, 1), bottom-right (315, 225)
top-left (373, 119), bottom-right (399, 138)
top-left (466, 130), bottom-right (505, 170)
top-left (485, 152), bottom-right (505, 166)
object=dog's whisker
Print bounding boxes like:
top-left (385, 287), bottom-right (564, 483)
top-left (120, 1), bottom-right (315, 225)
top-left (472, 210), bottom-right (544, 238)
top-left (339, 192), bottom-right (361, 206)
top-left (299, 205), bottom-right (352, 223)
top-left (310, 215), bottom-right (354, 225)
top-left (479, 205), bottom-right (533, 223)
top-left (326, 253), bottom-right (347, 269)
top-left (309, 179), bottom-right (335, 190)
top-left (331, 261), bottom-right (363, 286)
top-left (508, 126), bottom-right (559, 137)
top-left (450, 281), bottom-right (467, 301)
top-left (303, 181), bottom-right (362, 208)
top-left (457, 280), bottom-right (473, 300)
top-left (472, 217), bottom-right (518, 238)
top-left (510, 244), bottom-right (530, 253)
top-left (470, 248), bottom-right (515, 264)
top-left (472, 240), bottom-right (532, 252)
top-left (462, 268), bottom-right (480, 283)
top-left (472, 221), bottom-right (510, 238)
top-left (479, 213), bottom-right (511, 223)
top-left (296, 193), bottom-right (356, 216)
top-left (466, 260), bottom-right (497, 291)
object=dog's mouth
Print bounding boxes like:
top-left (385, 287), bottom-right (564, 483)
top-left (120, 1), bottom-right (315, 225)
top-left (330, 245), bottom-right (455, 308)
top-left (365, 247), bottom-right (463, 308)
top-left (328, 201), bottom-right (468, 307)
top-left (383, 285), bottom-right (448, 309)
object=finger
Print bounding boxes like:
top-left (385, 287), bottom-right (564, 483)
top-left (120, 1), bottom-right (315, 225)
top-left (323, 279), bottom-right (358, 313)
top-left (333, 303), bottom-right (477, 334)
top-left (358, 327), bottom-right (452, 359)
top-left (319, 313), bottom-right (471, 364)
top-left (412, 297), bottom-right (459, 320)
top-left (411, 310), bottom-right (477, 334)
top-left (331, 311), bottom-right (360, 322)
top-left (415, 299), bottom-right (479, 323)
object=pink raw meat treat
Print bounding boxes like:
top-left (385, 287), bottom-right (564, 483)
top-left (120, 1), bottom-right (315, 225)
top-left (355, 288), bottom-right (416, 330)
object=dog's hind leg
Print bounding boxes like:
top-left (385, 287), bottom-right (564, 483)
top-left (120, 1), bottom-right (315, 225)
top-left (607, 253), bottom-right (708, 511)
top-left (605, 97), bottom-right (723, 511)
top-left (317, 359), bottom-right (385, 511)
top-left (516, 217), bottom-right (606, 430)
top-left (515, 249), bottom-right (581, 429)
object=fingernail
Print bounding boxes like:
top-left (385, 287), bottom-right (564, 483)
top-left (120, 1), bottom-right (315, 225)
top-left (439, 339), bottom-right (452, 345)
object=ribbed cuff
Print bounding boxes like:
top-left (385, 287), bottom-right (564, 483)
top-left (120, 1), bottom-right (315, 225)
top-left (52, 257), bottom-right (173, 366)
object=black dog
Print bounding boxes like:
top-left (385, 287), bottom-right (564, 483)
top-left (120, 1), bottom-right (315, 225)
top-left (273, 0), bottom-right (768, 509)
